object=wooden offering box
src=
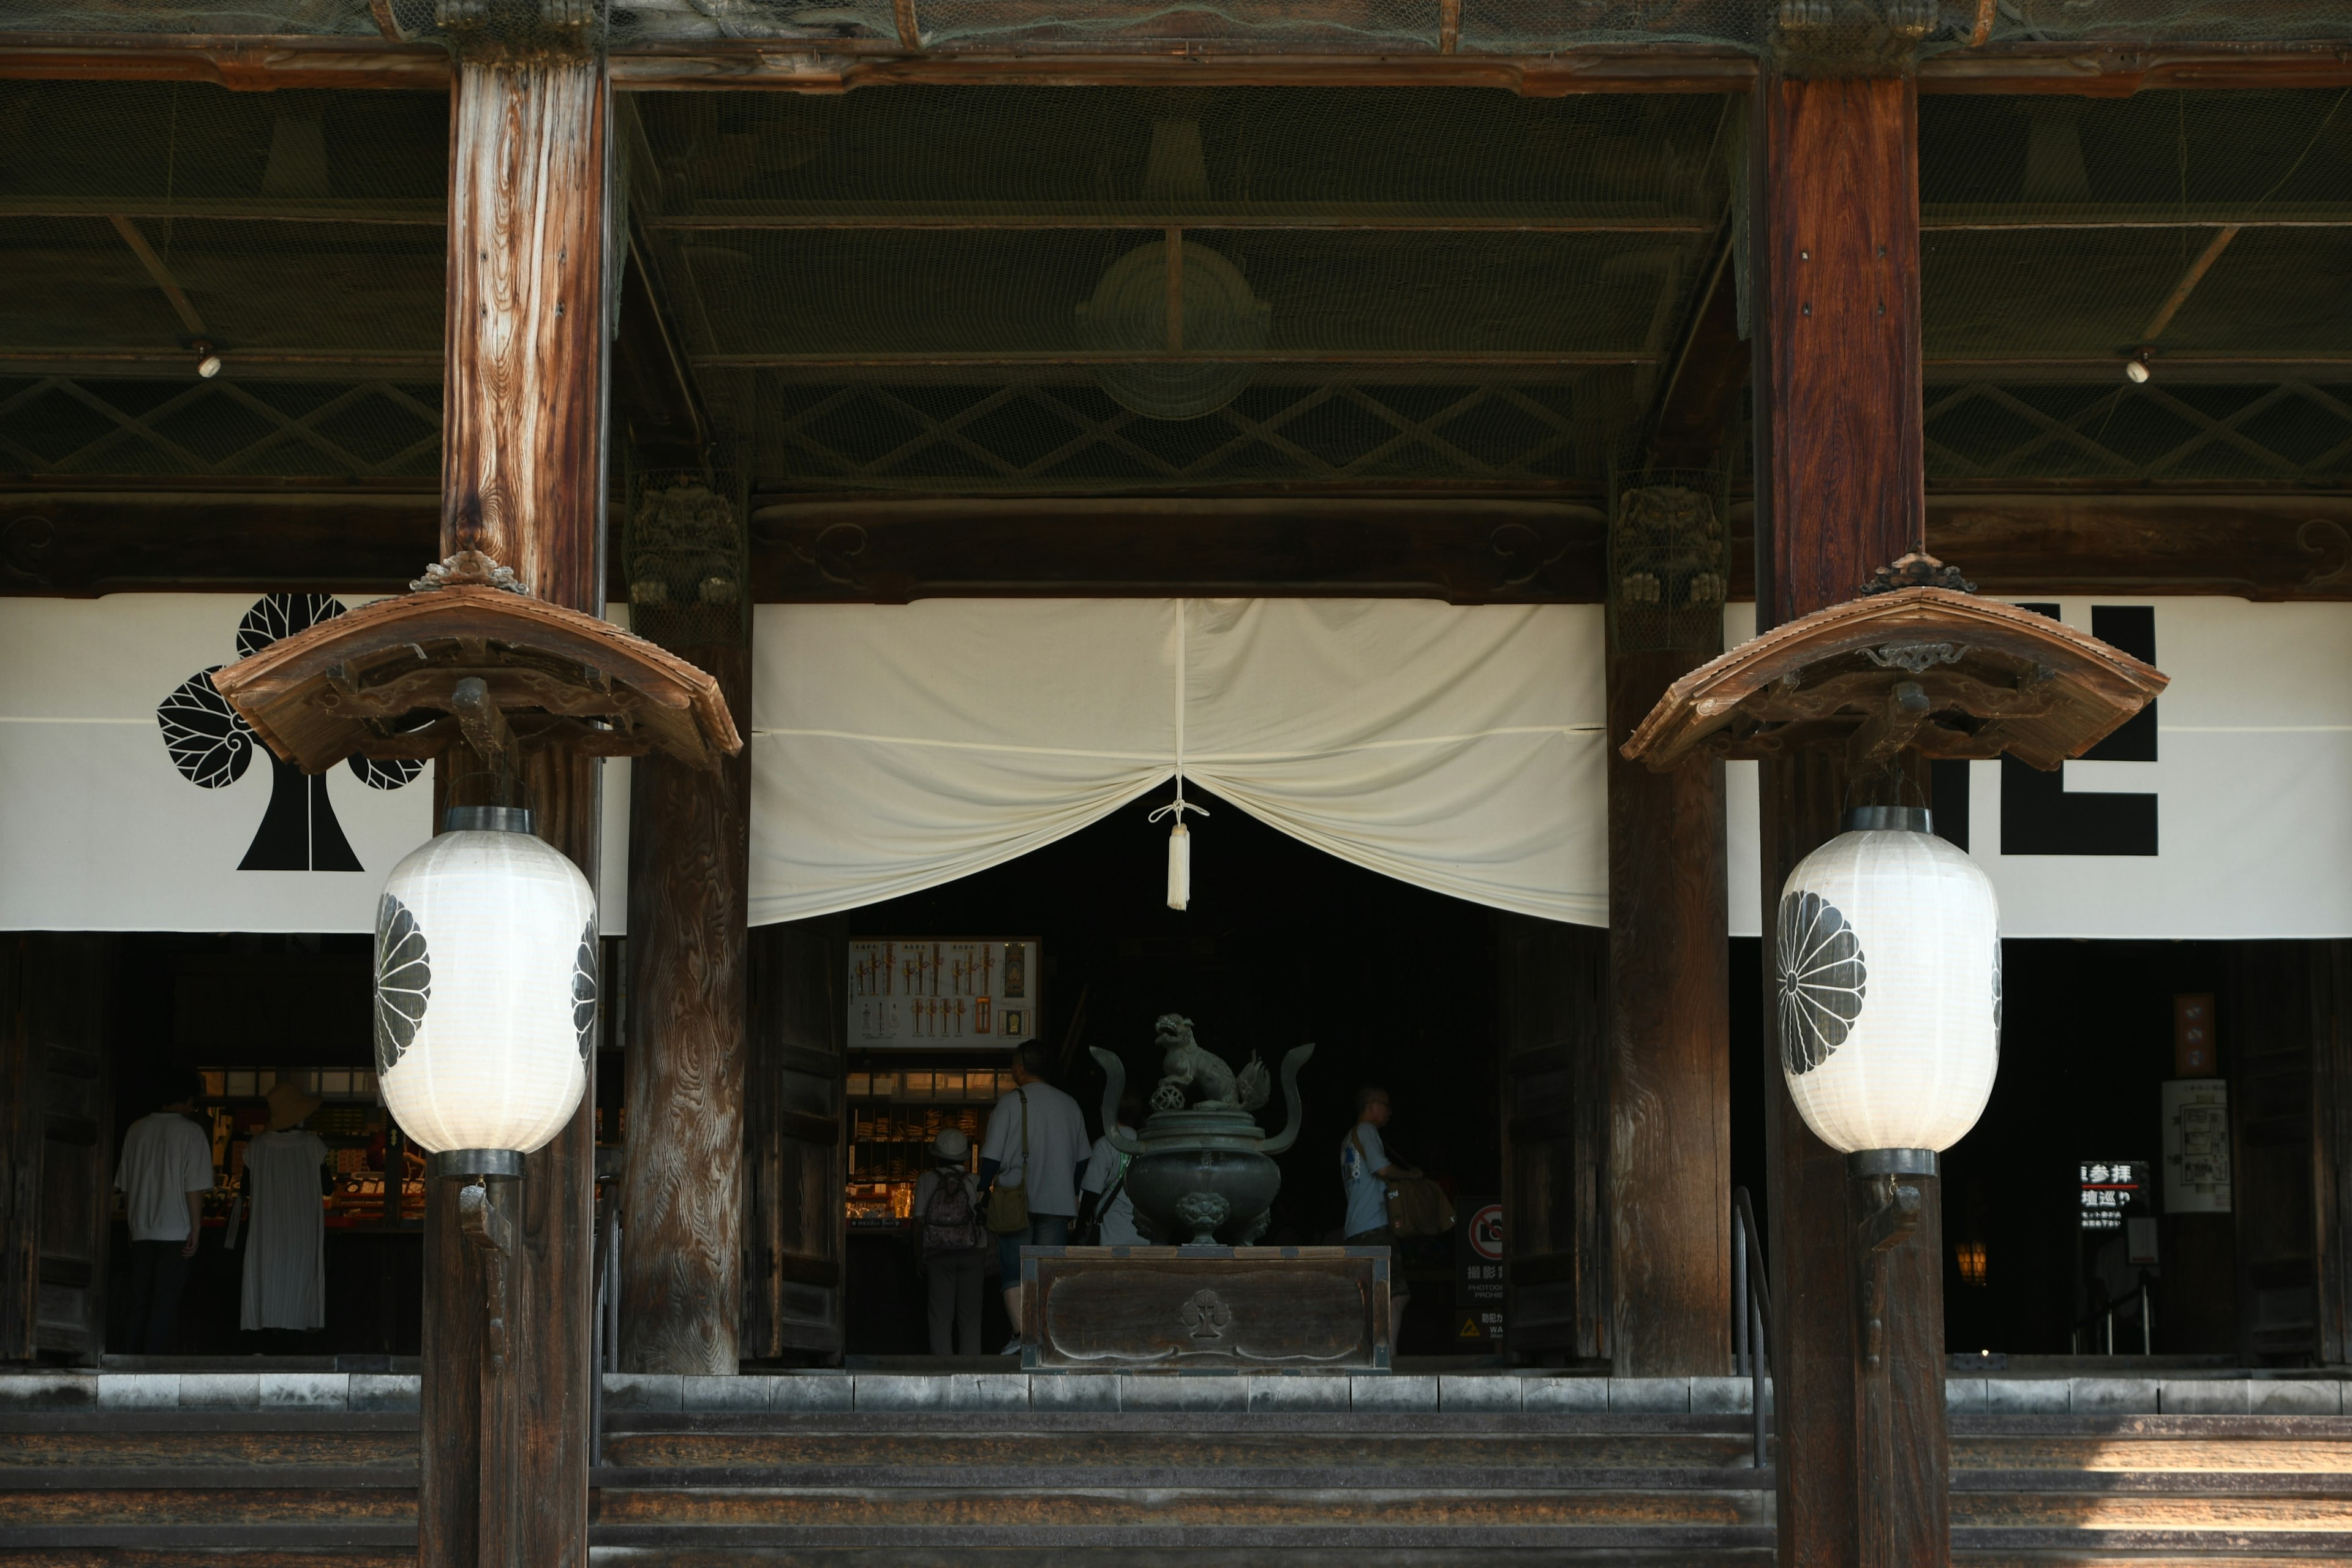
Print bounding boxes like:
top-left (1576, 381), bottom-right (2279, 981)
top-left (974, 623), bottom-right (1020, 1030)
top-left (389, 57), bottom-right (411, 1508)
top-left (1020, 1246), bottom-right (1390, 1373)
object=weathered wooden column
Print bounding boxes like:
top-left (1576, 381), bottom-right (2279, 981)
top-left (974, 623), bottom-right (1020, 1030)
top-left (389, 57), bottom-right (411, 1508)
top-left (620, 478), bottom-right (752, 1374)
top-left (1748, 35), bottom-right (1948, 1568)
top-left (421, 21), bottom-right (610, 1568)
top-left (1605, 483), bottom-right (1731, 1376)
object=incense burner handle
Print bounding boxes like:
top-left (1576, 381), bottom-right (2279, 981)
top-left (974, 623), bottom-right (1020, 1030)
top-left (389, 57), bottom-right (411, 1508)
top-left (1254, 1043), bottom-right (1317, 1155)
top-left (1088, 1047), bottom-right (1146, 1154)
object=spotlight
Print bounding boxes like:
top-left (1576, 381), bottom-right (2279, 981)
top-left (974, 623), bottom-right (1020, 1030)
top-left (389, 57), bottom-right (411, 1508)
top-left (192, 340), bottom-right (222, 379)
top-left (2124, 353), bottom-right (2151, 385)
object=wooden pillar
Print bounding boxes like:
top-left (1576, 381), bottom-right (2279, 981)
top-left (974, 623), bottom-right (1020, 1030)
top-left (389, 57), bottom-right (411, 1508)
top-left (620, 634), bottom-right (751, 1375)
top-left (1749, 69), bottom-right (1947, 1568)
top-left (421, 39), bottom-right (610, 1568)
top-left (1606, 640), bottom-right (1730, 1375)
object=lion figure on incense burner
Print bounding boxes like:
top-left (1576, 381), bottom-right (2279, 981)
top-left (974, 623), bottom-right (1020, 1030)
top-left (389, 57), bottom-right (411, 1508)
top-left (1150, 1014), bottom-right (1271, 1114)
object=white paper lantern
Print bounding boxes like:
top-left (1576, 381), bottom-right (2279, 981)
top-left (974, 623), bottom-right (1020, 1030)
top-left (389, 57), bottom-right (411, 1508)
top-left (1775, 807), bottom-right (2001, 1156)
top-left (372, 808), bottom-right (598, 1163)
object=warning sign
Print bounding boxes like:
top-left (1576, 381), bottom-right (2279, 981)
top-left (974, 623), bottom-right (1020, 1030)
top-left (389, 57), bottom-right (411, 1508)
top-left (1455, 1200), bottom-right (1502, 1307)
top-left (1454, 1308), bottom-right (1504, 1345)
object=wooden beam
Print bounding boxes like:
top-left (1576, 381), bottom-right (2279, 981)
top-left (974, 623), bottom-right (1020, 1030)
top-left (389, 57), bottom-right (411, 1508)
top-left (748, 495), bottom-right (1605, 602)
top-left (620, 637), bottom-right (750, 1376)
top-left (1609, 224), bottom-right (1738, 1382)
top-left (424, 40), bottom-right (609, 1568)
top-left (1642, 224), bottom-right (1744, 470)
top-left (6, 25), bottom-right (2352, 93)
top-left (1605, 600), bottom-right (1730, 1377)
top-left (613, 225), bottom-right (710, 458)
top-left (644, 208), bottom-right (1711, 233)
top-left (10, 32), bottom-right (2352, 94)
top-left (17, 488), bottom-right (2352, 603)
top-left (1747, 67), bottom-right (1946, 1568)
top-left (104, 216), bottom-right (208, 337)
top-left (0, 35), bottom-right (451, 88)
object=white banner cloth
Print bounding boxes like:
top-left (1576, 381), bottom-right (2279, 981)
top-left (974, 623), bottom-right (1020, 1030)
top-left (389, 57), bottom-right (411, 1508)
top-left (1728, 598), bottom-right (2352, 940)
top-left (0, 595), bottom-right (630, 935)
top-left (748, 599), bottom-right (1610, 926)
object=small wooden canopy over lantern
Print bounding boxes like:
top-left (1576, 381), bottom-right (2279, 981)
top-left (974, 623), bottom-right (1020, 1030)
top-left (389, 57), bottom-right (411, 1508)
top-left (1620, 554), bottom-right (2168, 776)
top-left (1624, 552), bottom-right (2169, 1202)
top-left (210, 549), bottom-right (743, 777)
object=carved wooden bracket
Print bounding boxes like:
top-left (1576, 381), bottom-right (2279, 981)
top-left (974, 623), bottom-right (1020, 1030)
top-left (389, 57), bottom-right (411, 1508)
top-left (1621, 556), bottom-right (2168, 775)
top-left (211, 551), bottom-right (744, 775)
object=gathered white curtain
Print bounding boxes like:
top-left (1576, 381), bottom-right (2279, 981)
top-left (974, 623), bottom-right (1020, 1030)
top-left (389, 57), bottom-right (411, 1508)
top-left (747, 598), bottom-right (1609, 927)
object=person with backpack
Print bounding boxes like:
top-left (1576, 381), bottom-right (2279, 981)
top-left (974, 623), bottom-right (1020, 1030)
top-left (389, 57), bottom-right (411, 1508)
top-left (913, 1128), bottom-right (988, 1355)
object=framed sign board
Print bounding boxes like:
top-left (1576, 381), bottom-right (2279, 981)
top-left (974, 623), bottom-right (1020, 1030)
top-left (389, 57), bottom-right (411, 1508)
top-left (849, 937), bottom-right (1039, 1049)
top-left (2162, 1078), bottom-right (2232, 1213)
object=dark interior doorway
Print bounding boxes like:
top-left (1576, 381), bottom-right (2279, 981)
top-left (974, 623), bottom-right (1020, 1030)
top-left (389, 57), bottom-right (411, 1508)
top-left (840, 784), bottom-right (1506, 1356)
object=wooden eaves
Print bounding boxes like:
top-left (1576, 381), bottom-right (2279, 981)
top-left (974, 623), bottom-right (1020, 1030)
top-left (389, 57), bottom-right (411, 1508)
top-left (211, 551), bottom-right (743, 775)
top-left (1621, 563), bottom-right (2169, 775)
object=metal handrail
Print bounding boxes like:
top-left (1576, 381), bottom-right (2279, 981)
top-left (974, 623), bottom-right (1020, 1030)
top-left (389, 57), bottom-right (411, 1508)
top-left (591, 1202), bottom-right (620, 1466)
top-left (2070, 1276), bottom-right (2154, 1357)
top-left (1731, 1187), bottom-right (1772, 1470)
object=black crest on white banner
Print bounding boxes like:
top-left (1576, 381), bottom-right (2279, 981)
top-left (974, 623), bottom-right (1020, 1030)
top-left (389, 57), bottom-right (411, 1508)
top-left (374, 892), bottom-right (431, 1076)
top-left (157, 594), bottom-right (423, 871)
top-left (1776, 889), bottom-right (1867, 1076)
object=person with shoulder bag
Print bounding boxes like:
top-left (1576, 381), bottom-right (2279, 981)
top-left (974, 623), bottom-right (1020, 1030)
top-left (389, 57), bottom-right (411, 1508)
top-left (1076, 1090), bottom-right (1147, 1246)
top-left (914, 1128), bottom-right (989, 1355)
top-left (1340, 1084), bottom-right (1450, 1353)
top-left (977, 1043), bottom-right (1089, 1353)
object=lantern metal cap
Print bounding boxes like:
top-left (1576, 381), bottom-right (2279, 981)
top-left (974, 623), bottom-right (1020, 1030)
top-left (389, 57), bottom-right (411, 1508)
top-left (431, 1148), bottom-right (526, 1182)
top-left (443, 805), bottom-right (535, 835)
top-left (1843, 805), bottom-right (1932, 834)
top-left (1848, 1148), bottom-right (1938, 1178)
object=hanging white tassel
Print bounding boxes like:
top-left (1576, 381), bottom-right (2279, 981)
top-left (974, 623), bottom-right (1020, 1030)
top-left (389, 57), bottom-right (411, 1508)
top-left (1148, 783), bottom-right (1207, 912)
top-left (1167, 820), bottom-right (1192, 910)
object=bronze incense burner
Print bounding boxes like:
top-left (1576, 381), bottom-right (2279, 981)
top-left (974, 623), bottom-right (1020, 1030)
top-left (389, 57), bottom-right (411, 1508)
top-left (1090, 1016), bottom-right (1313, 1246)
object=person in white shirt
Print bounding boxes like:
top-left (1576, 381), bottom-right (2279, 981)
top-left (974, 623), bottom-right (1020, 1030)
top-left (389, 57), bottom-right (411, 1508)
top-left (115, 1071), bottom-right (216, 1354)
top-left (1077, 1090), bottom-right (1147, 1246)
top-left (978, 1042), bottom-right (1088, 1352)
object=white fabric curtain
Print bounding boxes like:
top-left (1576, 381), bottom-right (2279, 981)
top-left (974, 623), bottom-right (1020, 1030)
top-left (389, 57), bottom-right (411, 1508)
top-left (748, 599), bottom-right (1609, 927)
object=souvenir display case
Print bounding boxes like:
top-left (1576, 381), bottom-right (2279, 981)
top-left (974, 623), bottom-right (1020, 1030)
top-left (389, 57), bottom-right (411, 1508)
top-left (844, 1065), bottom-right (1017, 1229)
top-left (195, 1067), bottom-right (423, 1227)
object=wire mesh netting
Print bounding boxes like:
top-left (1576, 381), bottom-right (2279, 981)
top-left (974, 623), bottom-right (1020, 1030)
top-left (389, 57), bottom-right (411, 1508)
top-left (5, 75), bottom-right (2352, 493)
top-left (0, 81), bottom-right (446, 481)
top-left (1917, 88), bottom-right (2352, 482)
top-left (628, 86), bottom-right (1740, 492)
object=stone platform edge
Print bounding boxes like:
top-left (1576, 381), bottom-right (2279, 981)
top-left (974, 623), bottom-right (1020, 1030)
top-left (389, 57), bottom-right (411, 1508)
top-left (1, 1369), bottom-right (2346, 1416)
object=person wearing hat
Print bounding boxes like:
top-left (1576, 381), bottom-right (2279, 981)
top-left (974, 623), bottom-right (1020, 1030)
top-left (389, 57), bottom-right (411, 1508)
top-left (912, 1126), bottom-right (989, 1356)
top-left (238, 1079), bottom-right (331, 1343)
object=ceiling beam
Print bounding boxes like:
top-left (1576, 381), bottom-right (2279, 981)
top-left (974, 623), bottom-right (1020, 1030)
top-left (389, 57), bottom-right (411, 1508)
top-left (13, 486), bottom-right (2352, 605)
top-left (686, 351), bottom-right (1665, 371)
top-left (104, 214), bottom-right (207, 338)
top-left (7, 33), bottom-right (2352, 94)
top-left (613, 221), bottom-right (712, 459)
top-left (12, 197), bottom-right (2352, 234)
top-left (642, 209), bottom-right (1713, 233)
top-left (1638, 221), bottom-right (1743, 471)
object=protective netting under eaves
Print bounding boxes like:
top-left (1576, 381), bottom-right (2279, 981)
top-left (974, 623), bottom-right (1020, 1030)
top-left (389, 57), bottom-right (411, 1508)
top-left (5, 75), bottom-right (2351, 496)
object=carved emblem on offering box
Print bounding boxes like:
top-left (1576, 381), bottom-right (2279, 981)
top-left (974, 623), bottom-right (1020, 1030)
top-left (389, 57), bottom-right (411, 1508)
top-left (849, 937), bottom-right (1039, 1048)
top-left (1020, 1246), bottom-right (1392, 1372)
